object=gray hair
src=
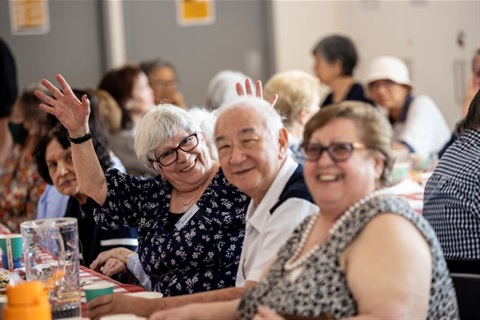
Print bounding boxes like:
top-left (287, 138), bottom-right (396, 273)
top-left (135, 104), bottom-right (202, 168)
top-left (189, 106), bottom-right (218, 160)
top-left (214, 96), bottom-right (284, 140)
top-left (206, 70), bottom-right (249, 111)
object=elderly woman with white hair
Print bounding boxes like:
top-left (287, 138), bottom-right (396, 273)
top-left (34, 74), bottom-right (249, 298)
top-left (365, 56), bottom-right (450, 157)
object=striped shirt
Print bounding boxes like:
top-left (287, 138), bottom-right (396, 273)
top-left (423, 129), bottom-right (480, 260)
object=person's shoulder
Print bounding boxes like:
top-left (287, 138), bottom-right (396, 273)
top-left (411, 95), bottom-right (439, 109)
top-left (213, 167), bottom-right (248, 197)
top-left (270, 165), bottom-right (314, 214)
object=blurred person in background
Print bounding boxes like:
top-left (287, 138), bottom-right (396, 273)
top-left (99, 64), bottom-right (156, 176)
top-left (462, 48), bottom-right (480, 116)
top-left (0, 37), bottom-right (18, 165)
top-left (264, 70), bottom-right (321, 163)
top-left (140, 58), bottom-right (187, 109)
top-left (312, 35), bottom-right (372, 107)
top-left (0, 85), bottom-right (46, 232)
top-left (206, 70), bottom-right (249, 111)
top-left (366, 55), bottom-right (450, 157)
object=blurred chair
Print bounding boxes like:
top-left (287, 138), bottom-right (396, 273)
top-left (450, 272), bottom-right (480, 319)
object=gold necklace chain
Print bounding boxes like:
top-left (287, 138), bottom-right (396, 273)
top-left (175, 164), bottom-right (215, 212)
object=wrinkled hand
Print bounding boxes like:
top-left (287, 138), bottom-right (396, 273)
top-left (236, 78), bottom-right (278, 107)
top-left (90, 247), bottom-right (133, 276)
top-left (88, 293), bottom-right (149, 320)
top-left (252, 306), bottom-right (285, 320)
top-left (99, 258), bottom-right (126, 277)
top-left (35, 74), bottom-right (90, 136)
top-left (149, 304), bottom-right (199, 320)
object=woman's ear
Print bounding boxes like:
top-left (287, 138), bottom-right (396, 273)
top-left (373, 153), bottom-right (386, 180)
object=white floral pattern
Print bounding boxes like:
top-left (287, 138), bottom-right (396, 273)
top-left (93, 168), bottom-right (248, 296)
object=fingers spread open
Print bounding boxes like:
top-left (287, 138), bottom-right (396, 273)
top-left (56, 74), bottom-right (75, 96)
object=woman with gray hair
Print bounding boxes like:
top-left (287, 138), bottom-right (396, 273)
top-left (34, 74), bottom-right (248, 297)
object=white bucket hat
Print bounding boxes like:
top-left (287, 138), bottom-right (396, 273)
top-left (365, 56), bottom-right (413, 88)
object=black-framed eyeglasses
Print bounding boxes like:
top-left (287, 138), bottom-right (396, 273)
top-left (150, 133), bottom-right (199, 169)
top-left (301, 142), bottom-right (366, 163)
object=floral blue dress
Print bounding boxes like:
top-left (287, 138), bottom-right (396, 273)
top-left (92, 168), bottom-right (248, 296)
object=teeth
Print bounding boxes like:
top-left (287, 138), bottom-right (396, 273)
top-left (181, 162), bottom-right (195, 172)
top-left (318, 174), bottom-right (338, 182)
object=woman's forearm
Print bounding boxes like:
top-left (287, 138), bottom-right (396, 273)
top-left (71, 138), bottom-right (107, 205)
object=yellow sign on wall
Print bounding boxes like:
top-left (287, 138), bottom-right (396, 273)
top-left (10, 0), bottom-right (50, 35)
top-left (177, 0), bottom-right (215, 26)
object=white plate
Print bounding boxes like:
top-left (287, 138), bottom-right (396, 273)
top-left (125, 291), bottom-right (163, 299)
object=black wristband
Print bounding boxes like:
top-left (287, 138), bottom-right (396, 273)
top-left (68, 132), bottom-right (92, 144)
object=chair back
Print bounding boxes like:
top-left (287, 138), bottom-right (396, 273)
top-left (450, 272), bottom-right (480, 319)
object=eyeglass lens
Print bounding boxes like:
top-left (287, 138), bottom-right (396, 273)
top-left (154, 133), bottom-right (198, 167)
top-left (302, 142), bottom-right (358, 162)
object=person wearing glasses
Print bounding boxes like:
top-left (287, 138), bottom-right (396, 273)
top-left (34, 74), bottom-right (248, 298)
top-left (365, 56), bottom-right (450, 157)
top-left (151, 101), bottom-right (457, 320)
top-left (140, 58), bottom-right (188, 109)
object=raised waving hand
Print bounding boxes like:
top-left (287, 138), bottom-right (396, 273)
top-left (236, 78), bottom-right (278, 107)
top-left (35, 74), bottom-right (90, 136)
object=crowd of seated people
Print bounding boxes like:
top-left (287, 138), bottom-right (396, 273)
top-left (1, 33), bottom-right (475, 320)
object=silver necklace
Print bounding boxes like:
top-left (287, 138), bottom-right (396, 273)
top-left (175, 164), bottom-right (215, 212)
top-left (283, 188), bottom-right (389, 282)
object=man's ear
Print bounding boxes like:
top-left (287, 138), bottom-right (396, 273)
top-left (278, 127), bottom-right (289, 157)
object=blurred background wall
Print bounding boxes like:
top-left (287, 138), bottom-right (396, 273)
top-left (0, 0), bottom-right (478, 129)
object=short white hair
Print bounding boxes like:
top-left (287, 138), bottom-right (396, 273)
top-left (214, 96), bottom-right (284, 140)
top-left (135, 104), bottom-right (202, 168)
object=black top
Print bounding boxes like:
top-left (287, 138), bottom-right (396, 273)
top-left (0, 38), bottom-right (17, 118)
top-left (321, 82), bottom-right (373, 107)
top-left (65, 197), bottom-right (138, 267)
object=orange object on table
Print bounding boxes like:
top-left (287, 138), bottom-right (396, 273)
top-left (3, 280), bottom-right (51, 320)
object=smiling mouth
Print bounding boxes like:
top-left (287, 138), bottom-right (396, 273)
top-left (180, 160), bottom-right (196, 172)
top-left (318, 174), bottom-right (341, 182)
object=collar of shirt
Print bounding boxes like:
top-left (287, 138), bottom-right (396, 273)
top-left (245, 156), bottom-right (298, 233)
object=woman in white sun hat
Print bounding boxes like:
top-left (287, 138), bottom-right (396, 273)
top-left (365, 56), bottom-right (450, 157)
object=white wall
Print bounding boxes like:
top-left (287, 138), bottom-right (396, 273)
top-left (271, 0), bottom-right (480, 129)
